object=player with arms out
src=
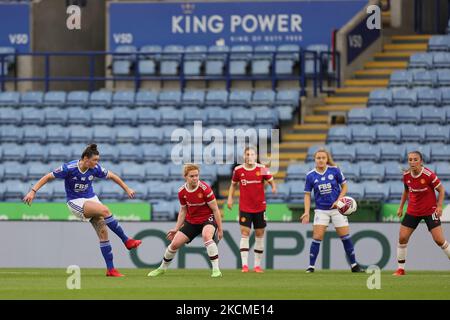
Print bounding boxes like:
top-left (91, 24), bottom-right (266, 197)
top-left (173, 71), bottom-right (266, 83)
top-left (393, 151), bottom-right (450, 276)
top-left (22, 144), bottom-right (142, 277)
top-left (301, 148), bottom-right (363, 273)
top-left (227, 146), bottom-right (276, 273)
top-left (148, 163), bottom-right (223, 278)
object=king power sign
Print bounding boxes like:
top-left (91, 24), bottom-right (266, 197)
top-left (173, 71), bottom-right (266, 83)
top-left (0, 222), bottom-right (448, 270)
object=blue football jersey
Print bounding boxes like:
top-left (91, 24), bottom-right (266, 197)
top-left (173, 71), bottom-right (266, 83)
top-left (52, 160), bottom-right (109, 201)
top-left (304, 166), bottom-right (346, 210)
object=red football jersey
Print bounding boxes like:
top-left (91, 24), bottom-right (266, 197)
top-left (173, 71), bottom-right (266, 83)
top-left (403, 167), bottom-right (441, 216)
top-left (178, 181), bottom-right (216, 224)
top-left (232, 164), bottom-right (273, 213)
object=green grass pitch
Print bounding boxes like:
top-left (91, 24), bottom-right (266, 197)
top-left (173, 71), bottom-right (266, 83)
top-left (0, 269), bottom-right (449, 300)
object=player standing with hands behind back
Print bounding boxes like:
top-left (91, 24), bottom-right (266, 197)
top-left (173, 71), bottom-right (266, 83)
top-left (301, 148), bottom-right (363, 273)
top-left (393, 151), bottom-right (450, 276)
top-left (227, 146), bottom-right (277, 273)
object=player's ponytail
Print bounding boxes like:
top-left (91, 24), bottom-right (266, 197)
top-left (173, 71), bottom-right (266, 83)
top-left (314, 147), bottom-right (337, 167)
top-left (81, 144), bottom-right (100, 159)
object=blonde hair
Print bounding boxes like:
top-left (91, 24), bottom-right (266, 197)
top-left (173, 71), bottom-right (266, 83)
top-left (183, 163), bottom-right (200, 177)
top-left (314, 148), bottom-right (336, 167)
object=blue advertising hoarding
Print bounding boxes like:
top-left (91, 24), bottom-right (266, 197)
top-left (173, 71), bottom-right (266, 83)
top-left (347, 14), bottom-right (380, 64)
top-left (0, 3), bottom-right (30, 53)
top-left (109, 1), bottom-right (366, 50)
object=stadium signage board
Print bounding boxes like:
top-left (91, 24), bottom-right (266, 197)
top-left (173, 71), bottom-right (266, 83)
top-left (0, 3), bottom-right (30, 53)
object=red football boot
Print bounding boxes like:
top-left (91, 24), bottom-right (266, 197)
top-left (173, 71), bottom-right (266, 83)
top-left (392, 268), bottom-right (405, 276)
top-left (106, 268), bottom-right (124, 277)
top-left (254, 266), bottom-right (264, 273)
top-left (125, 238), bottom-right (142, 250)
top-left (241, 265), bottom-right (249, 273)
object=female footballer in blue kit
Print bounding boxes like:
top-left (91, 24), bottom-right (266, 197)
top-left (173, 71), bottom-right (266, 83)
top-left (22, 144), bottom-right (142, 277)
top-left (300, 148), bottom-right (363, 273)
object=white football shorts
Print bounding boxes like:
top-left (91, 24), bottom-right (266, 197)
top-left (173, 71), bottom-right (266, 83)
top-left (313, 208), bottom-right (349, 228)
top-left (67, 195), bottom-right (102, 221)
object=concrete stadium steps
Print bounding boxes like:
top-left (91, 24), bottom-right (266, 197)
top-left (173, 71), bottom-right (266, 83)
top-left (334, 87), bottom-right (373, 97)
top-left (390, 35), bottom-right (432, 44)
top-left (303, 114), bottom-right (328, 124)
top-left (313, 104), bottom-right (365, 115)
top-left (343, 79), bottom-right (389, 87)
top-left (354, 69), bottom-right (394, 79)
top-left (324, 97), bottom-right (368, 104)
top-left (364, 61), bottom-right (408, 69)
top-left (383, 43), bottom-right (428, 51)
top-left (373, 51), bottom-right (421, 61)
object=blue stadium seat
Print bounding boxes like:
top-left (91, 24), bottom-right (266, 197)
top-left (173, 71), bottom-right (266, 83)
top-left (158, 90), bottom-right (181, 107)
top-left (48, 144), bottom-right (70, 162)
top-left (428, 35), bottom-right (450, 51)
top-left (416, 88), bottom-right (442, 106)
top-left (112, 91), bottom-right (135, 107)
top-left (4, 181), bottom-right (28, 200)
top-left (384, 161), bottom-right (404, 181)
top-left (0, 125), bottom-right (22, 143)
top-left (126, 182), bottom-right (149, 200)
top-left (90, 107), bottom-right (114, 125)
top-left (266, 183), bottom-right (289, 203)
top-left (338, 162), bottom-right (360, 182)
top-left (136, 108), bottom-right (161, 125)
top-left (0, 107), bottom-right (21, 125)
top-left (286, 163), bottom-right (311, 181)
top-left (67, 107), bottom-right (91, 125)
top-left (135, 90), bottom-right (158, 107)
top-left (350, 125), bottom-right (376, 143)
top-left (1, 144), bottom-right (24, 162)
top-left (67, 91), bottom-right (89, 106)
top-left (412, 70), bottom-right (437, 87)
top-left (400, 124), bottom-right (425, 142)
top-left (205, 45), bottom-right (229, 76)
top-left (183, 45), bottom-right (206, 76)
top-left (160, 107), bottom-right (184, 125)
top-left (69, 144), bottom-right (87, 161)
top-left (95, 145), bottom-right (118, 163)
top-left (181, 90), bottom-right (205, 107)
top-left (89, 91), bottom-right (112, 106)
top-left (145, 162), bottom-right (169, 181)
top-left (24, 143), bottom-right (48, 162)
top-left (101, 183), bottom-right (125, 200)
top-left (160, 45), bottom-right (184, 76)
top-left (375, 124), bottom-right (401, 143)
top-left (420, 106), bottom-right (446, 124)
top-left (162, 126), bottom-right (179, 143)
top-left (347, 108), bottom-right (371, 125)
top-left (231, 107), bottom-right (255, 125)
top-left (442, 88), bottom-right (450, 106)
top-left (379, 143), bottom-right (406, 162)
top-left (254, 107), bottom-right (278, 126)
top-left (138, 45), bottom-right (162, 76)
top-left (229, 90), bottom-right (252, 107)
top-left (22, 126), bottom-right (45, 143)
top-left (0, 91), bottom-right (20, 107)
top-left (425, 125), bottom-right (450, 143)
top-left (92, 126), bottom-right (115, 144)
top-left (405, 143), bottom-right (431, 162)
top-left (117, 144), bottom-right (142, 162)
top-left (330, 143), bottom-right (356, 162)
top-left (112, 45), bottom-right (136, 75)
top-left (46, 125), bottom-right (69, 144)
top-left (44, 107), bottom-right (68, 125)
top-left (3, 162), bottom-right (26, 181)
top-left (201, 165), bottom-right (217, 183)
top-left (251, 45), bottom-right (275, 75)
top-left (113, 60), bottom-right (132, 76)
top-left (286, 181), bottom-right (305, 203)
top-left (205, 89), bottom-right (228, 106)
top-left (152, 201), bottom-right (176, 221)
top-left (327, 126), bottom-right (352, 143)
top-left (229, 45), bottom-right (252, 75)
top-left (437, 70), bottom-right (450, 87)
top-left (21, 107), bottom-right (44, 125)
top-left (345, 181), bottom-right (364, 200)
top-left (395, 106), bottom-right (420, 124)
top-left (183, 107), bottom-right (207, 124)
top-left (27, 162), bottom-right (51, 181)
top-left (433, 52), bottom-right (450, 69)
top-left (354, 143), bottom-right (381, 162)
top-left (435, 162), bottom-right (450, 180)
top-left (389, 71), bottom-right (412, 88)
top-left (68, 125), bottom-right (93, 143)
top-left (139, 126), bottom-right (163, 144)
top-left (368, 89), bottom-right (392, 106)
top-left (142, 143), bottom-right (167, 162)
top-left (115, 126), bottom-right (139, 144)
top-left (21, 91), bottom-right (44, 107)
top-left (167, 163), bottom-right (183, 181)
top-left (359, 161), bottom-right (385, 181)
top-left (363, 182), bottom-right (389, 201)
top-left (392, 88), bottom-right (417, 106)
top-left (120, 162), bottom-right (145, 181)
top-left (275, 44), bottom-right (300, 75)
top-left (408, 53), bottom-right (433, 70)
top-left (370, 107), bottom-right (396, 124)
top-left (207, 107), bottom-right (231, 125)
top-left (252, 90), bottom-right (275, 107)
top-left (430, 143), bottom-right (450, 161)
top-left (44, 91), bottom-right (67, 106)
top-left (113, 107), bottom-right (137, 126)
top-left (148, 184), bottom-right (173, 201)
top-left (387, 181), bottom-right (404, 201)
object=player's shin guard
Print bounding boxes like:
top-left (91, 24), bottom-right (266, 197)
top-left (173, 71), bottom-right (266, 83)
top-left (341, 234), bottom-right (357, 266)
top-left (309, 239), bottom-right (321, 268)
top-left (104, 215), bottom-right (129, 243)
top-left (160, 245), bottom-right (177, 270)
top-left (441, 241), bottom-right (450, 259)
top-left (240, 236), bottom-right (249, 267)
top-left (100, 240), bottom-right (114, 270)
top-left (205, 240), bottom-right (220, 271)
top-left (397, 243), bottom-right (407, 269)
top-left (254, 237), bottom-right (264, 268)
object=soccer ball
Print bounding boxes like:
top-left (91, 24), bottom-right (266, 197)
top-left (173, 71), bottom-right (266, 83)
top-left (336, 196), bottom-right (357, 216)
